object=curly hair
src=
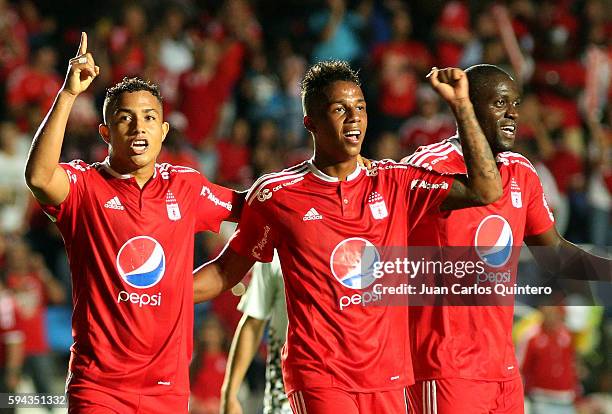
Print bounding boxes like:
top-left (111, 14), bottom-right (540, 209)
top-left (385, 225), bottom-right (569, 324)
top-left (102, 77), bottom-right (163, 123)
top-left (300, 60), bottom-right (361, 115)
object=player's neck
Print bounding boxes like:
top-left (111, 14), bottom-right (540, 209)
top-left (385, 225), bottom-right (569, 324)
top-left (312, 155), bottom-right (358, 181)
top-left (108, 158), bottom-right (155, 188)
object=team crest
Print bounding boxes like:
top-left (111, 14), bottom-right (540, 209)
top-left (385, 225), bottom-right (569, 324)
top-left (510, 178), bottom-right (522, 208)
top-left (368, 192), bottom-right (388, 220)
top-left (166, 191), bottom-right (181, 221)
top-left (511, 191), bottom-right (522, 208)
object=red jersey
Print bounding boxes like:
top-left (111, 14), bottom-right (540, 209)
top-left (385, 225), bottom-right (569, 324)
top-left (0, 290), bottom-right (23, 367)
top-left (522, 325), bottom-right (577, 399)
top-left (38, 159), bottom-right (236, 396)
top-left (402, 137), bottom-right (555, 381)
top-left (229, 160), bottom-right (453, 393)
top-left (6, 273), bottom-right (49, 355)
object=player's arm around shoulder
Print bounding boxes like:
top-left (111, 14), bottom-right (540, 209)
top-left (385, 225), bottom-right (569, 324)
top-left (25, 32), bottom-right (99, 206)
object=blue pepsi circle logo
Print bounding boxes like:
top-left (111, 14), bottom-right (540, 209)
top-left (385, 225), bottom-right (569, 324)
top-left (474, 215), bottom-right (513, 268)
top-left (116, 236), bottom-right (166, 288)
top-left (330, 237), bottom-right (380, 289)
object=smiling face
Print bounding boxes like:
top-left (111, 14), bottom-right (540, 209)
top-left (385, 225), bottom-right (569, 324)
top-left (99, 90), bottom-right (169, 176)
top-left (305, 80), bottom-right (367, 165)
top-left (472, 74), bottom-right (521, 155)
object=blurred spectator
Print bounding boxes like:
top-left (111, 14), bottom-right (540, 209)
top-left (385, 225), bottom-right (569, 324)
top-left (241, 51), bottom-right (284, 124)
top-left (0, 121), bottom-right (30, 235)
top-left (5, 239), bottom-right (64, 407)
top-left (278, 50), bottom-right (307, 146)
top-left (309, 0), bottom-right (366, 64)
top-left (372, 131), bottom-right (400, 161)
top-left (156, 4), bottom-right (193, 75)
top-left (435, 0), bottom-right (471, 67)
top-left (190, 314), bottom-right (229, 414)
top-left (398, 86), bottom-right (455, 154)
top-left (370, 7), bottom-right (431, 131)
top-left (0, 275), bottom-right (24, 413)
top-left (108, 3), bottom-right (147, 83)
top-left (18, 0), bottom-right (56, 48)
top-left (177, 37), bottom-right (245, 148)
top-left (158, 113), bottom-right (201, 171)
top-left (522, 306), bottom-right (579, 414)
top-left (252, 120), bottom-right (284, 177)
top-left (6, 44), bottom-right (61, 132)
top-left (0, 0), bottom-right (28, 84)
top-left (216, 118), bottom-right (252, 187)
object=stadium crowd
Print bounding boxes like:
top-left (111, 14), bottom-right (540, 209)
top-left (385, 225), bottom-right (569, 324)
top-left (0, 0), bottom-right (609, 413)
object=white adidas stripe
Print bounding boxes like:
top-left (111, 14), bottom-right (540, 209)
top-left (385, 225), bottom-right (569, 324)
top-left (246, 166), bottom-right (309, 205)
top-left (410, 143), bottom-right (454, 167)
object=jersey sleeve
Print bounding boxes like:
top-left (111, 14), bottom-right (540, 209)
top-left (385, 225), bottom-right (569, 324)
top-left (38, 160), bottom-right (89, 225)
top-left (524, 169), bottom-right (556, 237)
top-left (237, 253), bottom-right (282, 320)
top-left (404, 166), bottom-right (454, 231)
top-left (195, 174), bottom-right (240, 233)
top-left (228, 194), bottom-right (278, 263)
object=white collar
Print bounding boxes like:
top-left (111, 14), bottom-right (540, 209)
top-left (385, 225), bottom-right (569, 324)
top-left (100, 157), bottom-right (158, 179)
top-left (307, 158), bottom-right (363, 182)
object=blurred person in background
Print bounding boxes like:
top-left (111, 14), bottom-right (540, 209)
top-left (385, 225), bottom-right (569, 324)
top-left (0, 272), bottom-right (24, 414)
top-left (177, 36), bottom-right (245, 149)
top-left (107, 2), bottom-right (147, 83)
top-left (190, 314), bottom-right (230, 414)
top-left (5, 239), bottom-right (65, 411)
top-left (155, 3), bottom-right (193, 77)
top-left (435, 0), bottom-right (472, 67)
top-left (308, 0), bottom-right (366, 64)
top-left (0, 121), bottom-right (31, 235)
top-left (398, 85), bottom-right (455, 154)
top-left (369, 7), bottom-right (429, 133)
top-left (221, 253), bottom-right (291, 414)
top-left (521, 306), bottom-right (579, 414)
top-left (0, 0), bottom-right (28, 88)
top-left (216, 118), bottom-right (252, 188)
top-left (6, 44), bottom-right (61, 132)
top-left (371, 130), bottom-right (400, 161)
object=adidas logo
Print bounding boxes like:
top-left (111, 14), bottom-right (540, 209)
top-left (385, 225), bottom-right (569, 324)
top-left (303, 208), bottom-right (323, 221)
top-left (104, 196), bottom-right (125, 210)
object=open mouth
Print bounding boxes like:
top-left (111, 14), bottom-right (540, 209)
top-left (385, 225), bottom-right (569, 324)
top-left (131, 139), bottom-right (149, 155)
top-left (343, 130), bottom-right (361, 144)
top-left (500, 125), bottom-right (516, 138)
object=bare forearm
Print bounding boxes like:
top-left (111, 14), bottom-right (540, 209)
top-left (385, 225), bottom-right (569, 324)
top-left (193, 250), bottom-right (253, 303)
top-left (25, 90), bottom-right (75, 189)
top-left (222, 316), bottom-right (266, 398)
top-left (454, 101), bottom-right (502, 203)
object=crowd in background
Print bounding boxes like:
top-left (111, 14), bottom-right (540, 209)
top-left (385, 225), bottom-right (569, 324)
top-left (0, 0), bottom-right (610, 413)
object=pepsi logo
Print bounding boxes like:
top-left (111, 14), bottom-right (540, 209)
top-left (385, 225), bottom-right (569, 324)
top-left (116, 236), bottom-right (166, 288)
top-left (330, 237), bottom-right (380, 289)
top-left (474, 215), bottom-right (513, 268)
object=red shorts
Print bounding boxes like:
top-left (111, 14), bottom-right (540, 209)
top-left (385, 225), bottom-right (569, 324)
top-left (288, 387), bottom-right (409, 414)
top-left (407, 377), bottom-right (524, 414)
top-left (68, 384), bottom-right (188, 414)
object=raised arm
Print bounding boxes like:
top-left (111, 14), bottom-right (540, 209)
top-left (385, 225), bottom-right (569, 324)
top-left (24, 32), bottom-right (99, 205)
top-left (525, 227), bottom-right (611, 282)
top-left (193, 246), bottom-right (255, 303)
top-left (428, 67), bottom-right (502, 211)
top-left (220, 314), bottom-right (266, 414)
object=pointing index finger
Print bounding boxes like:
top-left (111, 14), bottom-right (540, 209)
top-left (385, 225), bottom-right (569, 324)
top-left (76, 32), bottom-right (87, 57)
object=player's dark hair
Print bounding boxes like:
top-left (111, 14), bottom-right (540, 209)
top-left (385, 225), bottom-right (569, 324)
top-left (301, 60), bottom-right (361, 115)
top-left (464, 64), bottom-right (514, 103)
top-left (103, 77), bottom-right (163, 123)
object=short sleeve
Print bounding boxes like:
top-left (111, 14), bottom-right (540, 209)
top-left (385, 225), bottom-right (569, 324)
top-left (524, 170), bottom-right (556, 237)
top-left (38, 160), bottom-right (88, 224)
top-left (405, 166), bottom-right (454, 231)
top-left (237, 253), bottom-right (282, 320)
top-left (228, 197), bottom-right (277, 263)
top-left (195, 174), bottom-right (240, 233)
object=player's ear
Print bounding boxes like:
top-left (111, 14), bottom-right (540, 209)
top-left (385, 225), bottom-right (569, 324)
top-left (304, 116), bottom-right (316, 133)
top-left (161, 122), bottom-right (169, 142)
top-left (98, 124), bottom-right (110, 144)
